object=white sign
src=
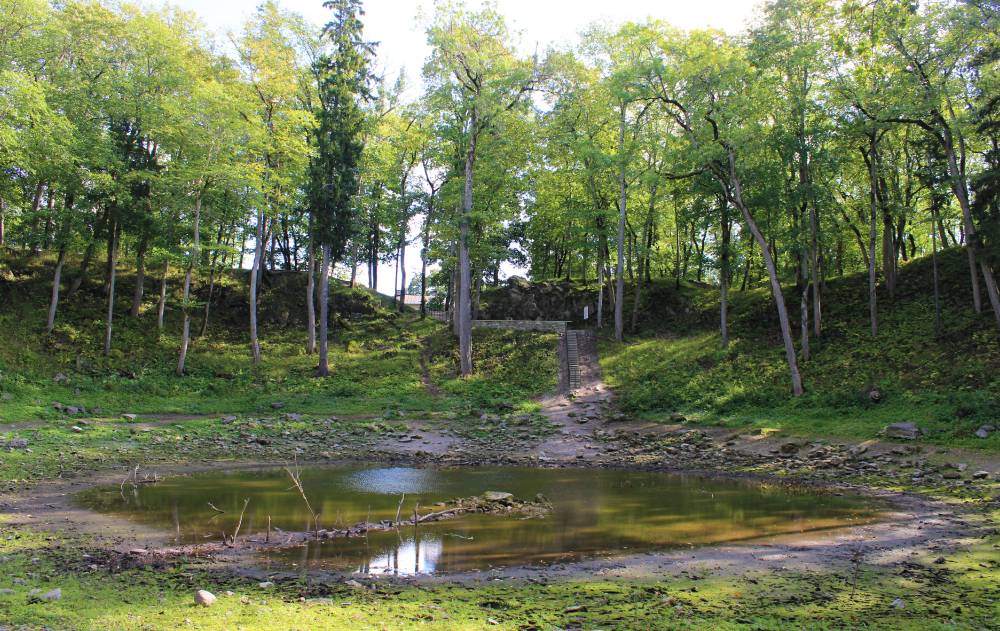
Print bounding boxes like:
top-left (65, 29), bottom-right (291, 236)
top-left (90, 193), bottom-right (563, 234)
top-left (583, 306), bottom-right (589, 320)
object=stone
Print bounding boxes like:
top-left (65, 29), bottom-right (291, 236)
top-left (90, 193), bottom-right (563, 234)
top-left (890, 598), bottom-right (905, 609)
top-left (270, 402), bottom-right (285, 410)
top-left (71, 426), bottom-right (84, 433)
top-left (221, 415), bottom-right (238, 424)
top-left (972, 470), bottom-right (990, 480)
top-left (975, 425), bottom-right (993, 439)
top-left (779, 442), bottom-right (800, 455)
top-left (284, 413), bottom-right (303, 421)
top-left (669, 413), bottom-right (687, 422)
top-left (7, 438), bottom-right (28, 449)
top-left (344, 580), bottom-right (364, 589)
top-left (122, 414), bottom-right (137, 422)
top-left (482, 491), bottom-right (514, 502)
top-left (40, 588), bottom-right (61, 601)
top-left (883, 423), bottom-right (922, 440)
top-left (0, 589), bottom-right (15, 595)
top-left (258, 581), bottom-right (274, 588)
top-left (942, 470), bottom-right (962, 479)
top-left (848, 444), bottom-right (869, 457)
top-left (195, 590), bottom-right (216, 606)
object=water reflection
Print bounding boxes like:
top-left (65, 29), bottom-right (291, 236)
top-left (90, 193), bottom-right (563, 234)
top-left (77, 466), bottom-right (883, 575)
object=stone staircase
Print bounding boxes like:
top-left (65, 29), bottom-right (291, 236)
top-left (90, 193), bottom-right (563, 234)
top-left (565, 330), bottom-right (581, 391)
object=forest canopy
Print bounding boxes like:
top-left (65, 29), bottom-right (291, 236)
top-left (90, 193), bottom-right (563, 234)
top-left (2, 0), bottom-right (999, 395)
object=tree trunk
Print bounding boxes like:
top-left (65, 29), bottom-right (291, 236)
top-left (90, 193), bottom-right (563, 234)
top-left (130, 233), bottom-right (148, 317)
top-left (596, 236), bottom-right (604, 328)
top-left (942, 127), bottom-right (994, 320)
top-left (199, 224), bottom-right (224, 338)
top-left (631, 181), bottom-right (657, 333)
top-left (249, 210), bottom-right (266, 365)
top-left (614, 101), bottom-right (627, 342)
top-left (865, 139), bottom-right (879, 337)
top-left (177, 192), bottom-right (201, 376)
top-left (317, 244), bottom-right (331, 376)
top-left (800, 283), bottom-right (810, 361)
top-left (726, 151), bottom-right (803, 396)
top-left (420, 200), bottom-right (433, 318)
top-left (156, 260), bottom-right (169, 330)
top-left (306, 239), bottom-right (317, 354)
top-left (720, 198), bottom-right (731, 350)
top-left (46, 246), bottom-right (66, 333)
top-left (458, 114), bottom-right (478, 377)
top-left (103, 222), bottom-right (119, 357)
top-left (809, 201), bottom-right (821, 337)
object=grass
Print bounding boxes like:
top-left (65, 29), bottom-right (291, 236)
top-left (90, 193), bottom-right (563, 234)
top-left (0, 253), bottom-right (558, 424)
top-left (0, 515), bottom-right (996, 630)
top-left (600, 248), bottom-right (1000, 451)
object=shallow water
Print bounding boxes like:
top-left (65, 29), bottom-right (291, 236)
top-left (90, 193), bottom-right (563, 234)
top-left (77, 466), bottom-right (883, 575)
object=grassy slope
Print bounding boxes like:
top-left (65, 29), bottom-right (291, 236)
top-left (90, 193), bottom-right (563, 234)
top-left (601, 248), bottom-right (1000, 450)
top-left (0, 254), bottom-right (558, 423)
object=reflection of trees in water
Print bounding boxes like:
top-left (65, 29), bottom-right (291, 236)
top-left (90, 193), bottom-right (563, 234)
top-left (77, 466), bottom-right (879, 573)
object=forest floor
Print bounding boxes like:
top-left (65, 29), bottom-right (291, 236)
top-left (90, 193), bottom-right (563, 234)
top-left (1, 251), bottom-right (999, 629)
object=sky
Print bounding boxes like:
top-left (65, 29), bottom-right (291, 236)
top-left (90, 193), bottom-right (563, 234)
top-left (155, 0), bottom-right (764, 295)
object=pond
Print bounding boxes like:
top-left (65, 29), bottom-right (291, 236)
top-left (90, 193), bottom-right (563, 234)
top-left (77, 466), bottom-right (883, 575)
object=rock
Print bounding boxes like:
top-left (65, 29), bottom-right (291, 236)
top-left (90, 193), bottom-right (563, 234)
top-left (883, 423), bottom-right (922, 440)
top-left (482, 491), bottom-right (514, 502)
top-left (890, 598), bottom-right (905, 609)
top-left (564, 605), bottom-right (587, 613)
top-left (344, 580), bottom-right (364, 589)
top-left (53, 402), bottom-right (64, 411)
top-left (669, 413), bottom-right (687, 422)
top-left (975, 425), bottom-right (993, 439)
top-left (972, 470), bottom-right (989, 480)
top-left (221, 415), bottom-right (238, 424)
top-left (284, 413), bottom-right (303, 421)
top-left (195, 590), bottom-right (216, 606)
top-left (942, 470), bottom-right (962, 479)
top-left (122, 413), bottom-right (137, 422)
top-left (270, 402), bottom-right (285, 410)
top-left (40, 588), bottom-right (61, 601)
top-left (0, 588), bottom-right (15, 596)
top-left (867, 387), bottom-right (883, 403)
top-left (258, 581), bottom-right (274, 588)
top-left (848, 444), bottom-right (869, 457)
top-left (71, 426), bottom-right (84, 433)
top-left (6, 438), bottom-right (28, 449)
top-left (53, 373), bottom-right (69, 384)
top-left (779, 442), bottom-right (800, 455)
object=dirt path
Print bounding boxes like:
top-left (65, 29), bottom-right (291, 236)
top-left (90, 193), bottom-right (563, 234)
top-left (531, 330), bottom-right (613, 462)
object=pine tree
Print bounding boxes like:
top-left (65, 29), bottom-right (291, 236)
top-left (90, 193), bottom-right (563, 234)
top-left (308, 0), bottom-right (375, 376)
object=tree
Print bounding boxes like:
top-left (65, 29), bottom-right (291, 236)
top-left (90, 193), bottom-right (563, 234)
top-left (308, 0), bottom-right (374, 377)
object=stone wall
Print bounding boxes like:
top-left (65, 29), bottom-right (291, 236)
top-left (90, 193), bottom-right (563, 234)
top-left (471, 320), bottom-right (570, 334)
